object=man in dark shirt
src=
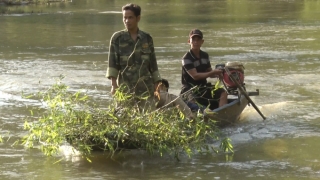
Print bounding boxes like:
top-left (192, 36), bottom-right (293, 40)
top-left (180, 29), bottom-right (227, 111)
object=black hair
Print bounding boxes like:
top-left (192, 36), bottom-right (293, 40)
top-left (122, 3), bottom-right (141, 17)
top-left (161, 79), bottom-right (169, 91)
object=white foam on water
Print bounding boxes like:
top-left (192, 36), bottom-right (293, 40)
top-left (239, 101), bottom-right (293, 122)
top-left (59, 145), bottom-right (82, 162)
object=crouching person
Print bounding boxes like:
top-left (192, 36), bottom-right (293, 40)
top-left (156, 79), bottom-right (194, 120)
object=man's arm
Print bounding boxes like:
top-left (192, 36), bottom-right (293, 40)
top-left (106, 32), bottom-right (120, 94)
top-left (185, 67), bottom-right (223, 81)
top-left (183, 53), bottom-right (222, 80)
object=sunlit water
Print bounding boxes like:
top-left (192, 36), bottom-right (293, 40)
top-left (1, 0), bottom-right (320, 179)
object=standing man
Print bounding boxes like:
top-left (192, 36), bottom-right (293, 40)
top-left (106, 4), bottom-right (161, 107)
top-left (180, 29), bottom-right (228, 111)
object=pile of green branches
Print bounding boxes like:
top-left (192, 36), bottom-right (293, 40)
top-left (22, 81), bottom-right (233, 160)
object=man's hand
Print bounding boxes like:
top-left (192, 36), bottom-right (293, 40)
top-left (110, 77), bottom-right (118, 95)
top-left (209, 69), bottom-right (223, 78)
top-left (111, 85), bottom-right (118, 95)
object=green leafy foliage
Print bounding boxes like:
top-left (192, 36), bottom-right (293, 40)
top-left (22, 81), bottom-right (233, 161)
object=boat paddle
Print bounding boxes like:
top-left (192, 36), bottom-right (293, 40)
top-left (224, 67), bottom-right (266, 120)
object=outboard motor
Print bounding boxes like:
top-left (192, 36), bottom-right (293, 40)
top-left (216, 62), bottom-right (245, 89)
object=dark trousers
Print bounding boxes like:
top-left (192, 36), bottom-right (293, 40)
top-left (181, 84), bottom-right (225, 111)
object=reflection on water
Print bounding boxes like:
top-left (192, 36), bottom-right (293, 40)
top-left (1, 0), bottom-right (320, 179)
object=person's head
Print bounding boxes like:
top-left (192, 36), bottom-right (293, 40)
top-left (122, 4), bottom-right (141, 31)
top-left (159, 79), bottom-right (169, 92)
top-left (188, 29), bottom-right (204, 51)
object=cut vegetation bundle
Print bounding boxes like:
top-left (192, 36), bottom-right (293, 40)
top-left (22, 80), bottom-right (233, 161)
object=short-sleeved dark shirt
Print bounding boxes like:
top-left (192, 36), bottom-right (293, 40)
top-left (181, 49), bottom-right (211, 89)
top-left (180, 49), bottom-right (223, 110)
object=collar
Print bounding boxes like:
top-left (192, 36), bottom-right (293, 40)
top-left (123, 28), bottom-right (142, 40)
top-left (189, 49), bottom-right (201, 60)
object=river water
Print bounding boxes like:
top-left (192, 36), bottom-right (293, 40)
top-left (1, 0), bottom-right (320, 179)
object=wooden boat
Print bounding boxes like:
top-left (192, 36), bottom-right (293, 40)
top-left (67, 88), bottom-right (260, 151)
top-left (67, 62), bottom-right (265, 151)
top-left (206, 89), bottom-right (260, 127)
top-left (67, 88), bottom-right (259, 151)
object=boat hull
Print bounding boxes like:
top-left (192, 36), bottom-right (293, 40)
top-left (210, 95), bottom-right (248, 126)
top-left (67, 91), bottom-right (259, 151)
top-left (206, 91), bottom-right (259, 127)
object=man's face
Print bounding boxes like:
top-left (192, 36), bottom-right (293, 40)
top-left (189, 36), bottom-right (204, 50)
top-left (123, 10), bottom-right (140, 31)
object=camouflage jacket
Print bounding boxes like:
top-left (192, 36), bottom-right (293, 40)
top-left (106, 29), bottom-right (161, 97)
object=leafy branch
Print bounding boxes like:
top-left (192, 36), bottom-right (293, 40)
top-left (22, 80), bottom-right (233, 161)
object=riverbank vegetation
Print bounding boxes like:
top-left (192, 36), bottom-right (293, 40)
top-left (21, 79), bottom-right (233, 161)
top-left (0, 0), bottom-right (70, 6)
top-left (0, 0), bottom-right (71, 14)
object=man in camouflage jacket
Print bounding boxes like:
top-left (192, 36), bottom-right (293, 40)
top-left (106, 3), bottom-right (161, 99)
top-left (106, 4), bottom-right (193, 116)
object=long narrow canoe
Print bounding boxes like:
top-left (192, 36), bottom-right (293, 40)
top-left (67, 89), bottom-right (260, 151)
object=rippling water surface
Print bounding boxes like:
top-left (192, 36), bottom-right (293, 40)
top-left (1, 0), bottom-right (320, 179)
